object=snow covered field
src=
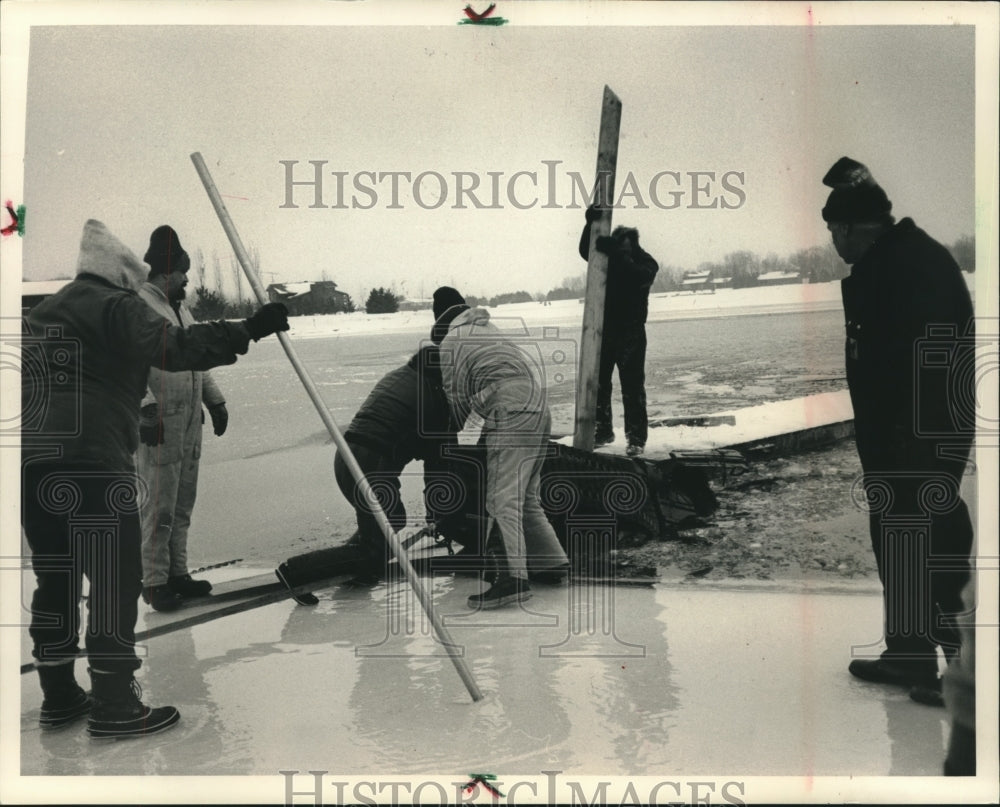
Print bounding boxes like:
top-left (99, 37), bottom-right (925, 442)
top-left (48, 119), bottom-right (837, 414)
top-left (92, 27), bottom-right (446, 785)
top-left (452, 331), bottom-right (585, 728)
top-left (283, 279), bottom-right (845, 340)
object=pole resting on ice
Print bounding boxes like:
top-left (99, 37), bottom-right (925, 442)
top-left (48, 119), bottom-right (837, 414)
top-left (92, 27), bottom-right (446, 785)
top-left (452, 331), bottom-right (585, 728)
top-left (189, 152), bottom-right (484, 703)
top-left (574, 86), bottom-right (622, 452)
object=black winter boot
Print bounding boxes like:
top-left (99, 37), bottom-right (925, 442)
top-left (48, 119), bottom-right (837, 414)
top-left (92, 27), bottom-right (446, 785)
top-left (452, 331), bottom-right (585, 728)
top-left (467, 574), bottom-right (532, 610)
top-left (168, 573), bottom-right (212, 598)
top-left (142, 584), bottom-right (183, 612)
top-left (36, 661), bottom-right (91, 729)
top-left (87, 669), bottom-right (180, 739)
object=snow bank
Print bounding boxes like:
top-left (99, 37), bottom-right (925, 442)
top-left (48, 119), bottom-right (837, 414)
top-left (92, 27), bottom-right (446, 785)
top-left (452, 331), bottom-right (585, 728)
top-left (557, 390), bottom-right (855, 455)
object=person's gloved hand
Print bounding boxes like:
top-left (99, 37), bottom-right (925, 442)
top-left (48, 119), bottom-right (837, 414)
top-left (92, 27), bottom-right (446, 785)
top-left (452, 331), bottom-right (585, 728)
top-left (243, 303), bottom-right (289, 341)
top-left (595, 235), bottom-right (618, 255)
top-left (139, 403), bottom-right (164, 447)
top-left (585, 204), bottom-right (605, 223)
top-left (208, 403), bottom-right (229, 436)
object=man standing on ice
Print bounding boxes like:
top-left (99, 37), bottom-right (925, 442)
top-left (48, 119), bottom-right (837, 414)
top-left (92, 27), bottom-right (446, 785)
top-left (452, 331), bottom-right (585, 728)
top-left (21, 219), bottom-right (288, 738)
top-left (135, 225), bottom-right (229, 612)
top-left (579, 206), bottom-right (659, 456)
top-left (430, 286), bottom-right (570, 609)
top-left (822, 156), bottom-right (975, 708)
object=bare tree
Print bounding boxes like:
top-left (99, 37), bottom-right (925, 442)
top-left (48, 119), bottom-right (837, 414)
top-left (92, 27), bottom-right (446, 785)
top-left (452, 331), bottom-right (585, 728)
top-left (193, 247), bottom-right (206, 290)
top-left (211, 251), bottom-right (224, 295)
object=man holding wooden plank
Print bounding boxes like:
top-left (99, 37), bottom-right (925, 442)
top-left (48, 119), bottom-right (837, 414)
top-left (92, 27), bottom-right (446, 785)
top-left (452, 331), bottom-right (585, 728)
top-left (579, 208), bottom-right (659, 456)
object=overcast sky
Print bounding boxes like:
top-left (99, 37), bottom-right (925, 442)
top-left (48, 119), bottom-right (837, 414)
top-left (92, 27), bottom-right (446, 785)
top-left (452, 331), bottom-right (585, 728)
top-left (10, 8), bottom-right (982, 303)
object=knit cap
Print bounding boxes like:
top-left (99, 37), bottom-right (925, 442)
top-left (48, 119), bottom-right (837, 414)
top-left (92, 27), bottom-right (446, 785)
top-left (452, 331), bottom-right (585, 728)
top-left (821, 157), bottom-right (893, 224)
top-left (144, 225), bottom-right (190, 276)
top-left (432, 286), bottom-right (466, 322)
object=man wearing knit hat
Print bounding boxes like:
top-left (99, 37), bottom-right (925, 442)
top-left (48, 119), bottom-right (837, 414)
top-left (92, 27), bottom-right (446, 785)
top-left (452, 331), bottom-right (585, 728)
top-left (822, 157), bottom-right (975, 708)
top-left (135, 225), bottom-right (229, 612)
top-left (21, 219), bottom-right (288, 738)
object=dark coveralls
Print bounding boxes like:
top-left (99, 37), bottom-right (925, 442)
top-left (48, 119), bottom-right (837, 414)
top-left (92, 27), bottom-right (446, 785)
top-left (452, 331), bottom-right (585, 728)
top-left (842, 217), bottom-right (975, 674)
top-left (579, 222), bottom-right (659, 446)
top-left (22, 273), bottom-right (251, 673)
top-left (334, 349), bottom-right (454, 566)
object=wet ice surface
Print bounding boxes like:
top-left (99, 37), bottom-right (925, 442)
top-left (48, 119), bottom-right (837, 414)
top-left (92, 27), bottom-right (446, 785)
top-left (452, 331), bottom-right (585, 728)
top-left (21, 575), bottom-right (949, 779)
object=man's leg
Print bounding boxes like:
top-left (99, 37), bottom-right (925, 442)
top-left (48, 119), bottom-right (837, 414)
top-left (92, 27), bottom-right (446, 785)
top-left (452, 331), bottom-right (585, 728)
top-left (137, 445), bottom-right (184, 611)
top-left (928, 457), bottom-right (975, 660)
top-left (618, 326), bottom-right (649, 451)
top-left (83, 470), bottom-right (180, 738)
top-left (22, 458), bottom-right (91, 728)
top-left (521, 410), bottom-right (570, 574)
top-left (850, 471), bottom-right (941, 687)
top-left (166, 421), bottom-right (203, 581)
top-left (594, 334), bottom-right (618, 445)
top-left (82, 475), bottom-right (144, 674)
top-left (23, 460), bottom-right (85, 665)
top-left (483, 410), bottom-right (533, 581)
top-left (334, 444), bottom-right (407, 575)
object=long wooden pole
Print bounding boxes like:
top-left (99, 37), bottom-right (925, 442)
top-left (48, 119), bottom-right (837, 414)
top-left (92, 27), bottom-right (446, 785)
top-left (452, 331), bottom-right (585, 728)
top-left (573, 86), bottom-right (622, 450)
top-left (190, 152), bottom-right (483, 703)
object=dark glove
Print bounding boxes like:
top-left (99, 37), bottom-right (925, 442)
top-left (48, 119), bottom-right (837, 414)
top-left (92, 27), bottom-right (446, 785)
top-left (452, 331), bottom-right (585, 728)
top-left (243, 303), bottom-right (289, 341)
top-left (139, 403), bottom-right (164, 447)
top-left (595, 235), bottom-right (618, 255)
top-left (585, 204), bottom-right (605, 223)
top-left (208, 403), bottom-right (229, 436)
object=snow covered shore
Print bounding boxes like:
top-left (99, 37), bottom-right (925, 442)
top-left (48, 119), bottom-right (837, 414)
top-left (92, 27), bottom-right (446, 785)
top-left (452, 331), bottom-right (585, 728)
top-left (286, 280), bottom-right (846, 340)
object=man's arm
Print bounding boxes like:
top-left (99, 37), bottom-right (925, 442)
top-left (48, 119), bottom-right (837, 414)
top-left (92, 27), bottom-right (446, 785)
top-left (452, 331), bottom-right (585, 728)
top-left (201, 372), bottom-right (226, 408)
top-left (613, 248), bottom-right (659, 289)
top-left (579, 220), bottom-right (593, 261)
top-left (107, 293), bottom-right (287, 372)
top-left (597, 240), bottom-right (659, 289)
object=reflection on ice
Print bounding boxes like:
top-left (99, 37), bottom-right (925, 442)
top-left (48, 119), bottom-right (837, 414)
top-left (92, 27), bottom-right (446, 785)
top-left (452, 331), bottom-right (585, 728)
top-left (22, 576), bottom-right (949, 779)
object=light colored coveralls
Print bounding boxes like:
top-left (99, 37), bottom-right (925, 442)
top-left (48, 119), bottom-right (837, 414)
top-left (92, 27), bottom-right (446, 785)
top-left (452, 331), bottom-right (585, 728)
top-left (439, 307), bottom-right (569, 580)
top-left (135, 283), bottom-right (225, 587)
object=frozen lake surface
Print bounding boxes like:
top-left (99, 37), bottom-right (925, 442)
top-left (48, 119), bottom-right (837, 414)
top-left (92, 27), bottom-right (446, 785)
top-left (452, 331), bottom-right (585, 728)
top-left (20, 574), bottom-right (952, 786)
top-left (202, 293), bottom-right (847, 467)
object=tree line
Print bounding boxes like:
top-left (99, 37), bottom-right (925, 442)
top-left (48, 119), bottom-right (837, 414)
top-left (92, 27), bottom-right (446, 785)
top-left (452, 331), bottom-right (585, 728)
top-left (545, 234), bottom-right (975, 301)
top-left (186, 234), bottom-right (975, 319)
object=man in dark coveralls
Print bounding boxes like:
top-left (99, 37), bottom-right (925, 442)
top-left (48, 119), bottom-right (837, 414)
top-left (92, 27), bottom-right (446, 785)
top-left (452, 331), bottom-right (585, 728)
top-left (579, 207), bottom-right (659, 456)
top-left (822, 157), bottom-right (975, 707)
top-left (332, 343), bottom-right (456, 576)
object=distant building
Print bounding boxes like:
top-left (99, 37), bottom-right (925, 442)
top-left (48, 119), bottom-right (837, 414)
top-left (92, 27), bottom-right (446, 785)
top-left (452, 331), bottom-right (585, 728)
top-left (266, 280), bottom-right (352, 315)
top-left (397, 297), bottom-right (433, 312)
top-left (679, 270), bottom-right (715, 293)
top-left (755, 270), bottom-right (802, 287)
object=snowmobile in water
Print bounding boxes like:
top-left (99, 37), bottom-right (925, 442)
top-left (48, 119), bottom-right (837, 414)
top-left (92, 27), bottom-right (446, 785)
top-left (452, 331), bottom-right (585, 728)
top-left (275, 442), bottom-right (745, 601)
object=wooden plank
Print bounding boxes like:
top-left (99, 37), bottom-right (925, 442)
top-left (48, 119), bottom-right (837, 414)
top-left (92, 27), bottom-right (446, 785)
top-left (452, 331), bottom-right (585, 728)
top-left (573, 86), bottom-right (622, 451)
top-left (648, 414), bottom-right (737, 429)
top-left (18, 572), bottom-right (340, 674)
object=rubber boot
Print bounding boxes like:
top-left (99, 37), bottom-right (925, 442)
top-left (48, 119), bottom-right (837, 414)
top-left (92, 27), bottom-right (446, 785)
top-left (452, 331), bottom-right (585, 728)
top-left (168, 573), bottom-right (212, 598)
top-left (87, 668), bottom-right (180, 739)
top-left (36, 661), bottom-right (91, 730)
